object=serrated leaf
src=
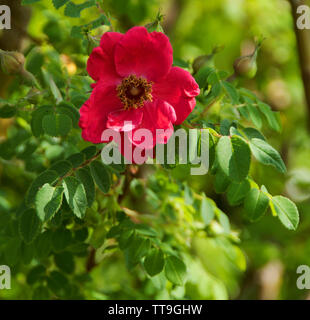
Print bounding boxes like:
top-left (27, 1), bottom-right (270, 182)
top-left (76, 168), bottom-right (95, 207)
top-left (35, 231), bottom-right (52, 259)
top-left (56, 102), bottom-right (80, 128)
top-left (31, 105), bottom-right (54, 137)
top-left (144, 249), bottom-right (165, 277)
top-left (272, 196), bottom-right (299, 230)
top-left (164, 255), bottom-right (186, 286)
top-left (50, 160), bottom-right (72, 176)
top-left (42, 114), bottom-right (72, 137)
top-left (125, 235), bottom-right (151, 266)
top-left (67, 152), bottom-right (85, 168)
top-left (214, 170), bottom-right (230, 193)
top-left (42, 69), bottom-right (63, 103)
top-left (19, 209), bottom-right (41, 244)
top-left (222, 81), bottom-right (239, 104)
top-left (81, 146), bottom-right (98, 160)
top-left (90, 161), bottom-right (111, 193)
top-left (35, 184), bottom-right (64, 222)
top-left (63, 177), bottom-right (87, 219)
top-left (249, 138), bottom-right (286, 173)
top-left (257, 102), bottom-right (281, 132)
top-left (216, 135), bottom-right (251, 182)
top-left (246, 104), bottom-right (262, 129)
top-left (26, 170), bottom-right (59, 205)
top-left (52, 0), bottom-right (69, 9)
top-left (242, 127), bottom-right (265, 141)
top-left (244, 188), bottom-right (269, 222)
top-left (227, 180), bottom-right (251, 206)
top-left (64, 0), bottom-right (96, 18)
top-left (200, 196), bottom-right (214, 225)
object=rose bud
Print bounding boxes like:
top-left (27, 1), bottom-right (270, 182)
top-left (0, 50), bottom-right (25, 75)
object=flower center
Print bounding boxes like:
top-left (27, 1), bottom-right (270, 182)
top-left (117, 74), bottom-right (153, 110)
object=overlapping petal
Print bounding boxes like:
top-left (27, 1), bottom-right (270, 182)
top-left (87, 32), bottom-right (123, 83)
top-left (107, 108), bottom-right (143, 132)
top-left (114, 27), bottom-right (173, 82)
top-left (79, 81), bottom-right (122, 143)
top-left (129, 100), bottom-right (176, 149)
top-left (153, 67), bottom-right (200, 124)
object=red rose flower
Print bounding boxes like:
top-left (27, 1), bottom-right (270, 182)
top-left (79, 26), bottom-right (200, 158)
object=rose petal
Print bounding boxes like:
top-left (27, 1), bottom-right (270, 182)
top-left (87, 32), bottom-right (123, 83)
top-left (107, 108), bottom-right (143, 132)
top-left (153, 66), bottom-right (200, 124)
top-left (79, 81), bottom-right (122, 143)
top-left (129, 99), bottom-right (175, 149)
top-left (114, 26), bottom-right (173, 82)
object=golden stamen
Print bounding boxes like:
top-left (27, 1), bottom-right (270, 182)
top-left (117, 74), bottom-right (153, 110)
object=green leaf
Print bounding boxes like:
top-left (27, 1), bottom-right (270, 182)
top-left (56, 102), bottom-right (80, 128)
top-left (242, 127), bottom-right (265, 141)
top-left (26, 170), bottom-right (59, 205)
top-left (52, 0), bottom-right (69, 9)
top-left (27, 265), bottom-right (46, 285)
top-left (5, 238), bottom-right (22, 266)
top-left (64, 0), bottom-right (96, 18)
top-left (144, 249), bottom-right (165, 277)
top-left (194, 65), bottom-right (213, 88)
top-left (52, 229), bottom-right (72, 252)
top-left (222, 81), bottom-right (239, 104)
top-left (47, 271), bottom-right (70, 298)
top-left (42, 69), bottom-right (63, 103)
top-left (35, 184), bottom-right (64, 222)
top-left (76, 168), bottom-right (95, 207)
top-left (216, 135), bottom-right (251, 182)
top-left (0, 105), bottom-right (16, 118)
top-left (214, 170), bottom-right (230, 193)
top-left (125, 235), bottom-right (151, 266)
top-left (67, 152), bottom-right (85, 168)
top-left (42, 114), bottom-right (72, 137)
top-left (31, 105), bottom-right (53, 137)
top-left (272, 196), bottom-right (299, 230)
top-left (63, 177), bottom-right (88, 219)
top-left (54, 252), bottom-right (75, 274)
top-left (35, 231), bottom-right (52, 259)
top-left (227, 180), bottom-right (251, 206)
top-left (249, 138), bottom-right (286, 173)
top-left (217, 210), bottom-right (231, 233)
top-left (81, 146), bottom-right (98, 160)
top-left (246, 104), bottom-right (262, 129)
top-left (90, 161), bottom-right (111, 193)
top-left (19, 209), bottom-right (41, 244)
top-left (200, 196), bottom-right (214, 225)
top-left (164, 255), bottom-right (186, 286)
top-left (244, 188), bottom-right (269, 222)
top-left (257, 102), bottom-right (281, 132)
top-left (50, 160), bottom-right (72, 177)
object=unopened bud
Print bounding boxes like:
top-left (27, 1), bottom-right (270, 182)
top-left (233, 39), bottom-right (263, 79)
top-left (193, 46), bottom-right (224, 74)
top-left (0, 50), bottom-right (25, 75)
top-left (233, 55), bottom-right (257, 79)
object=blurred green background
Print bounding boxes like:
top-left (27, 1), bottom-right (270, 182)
top-left (1, 0), bottom-right (310, 300)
